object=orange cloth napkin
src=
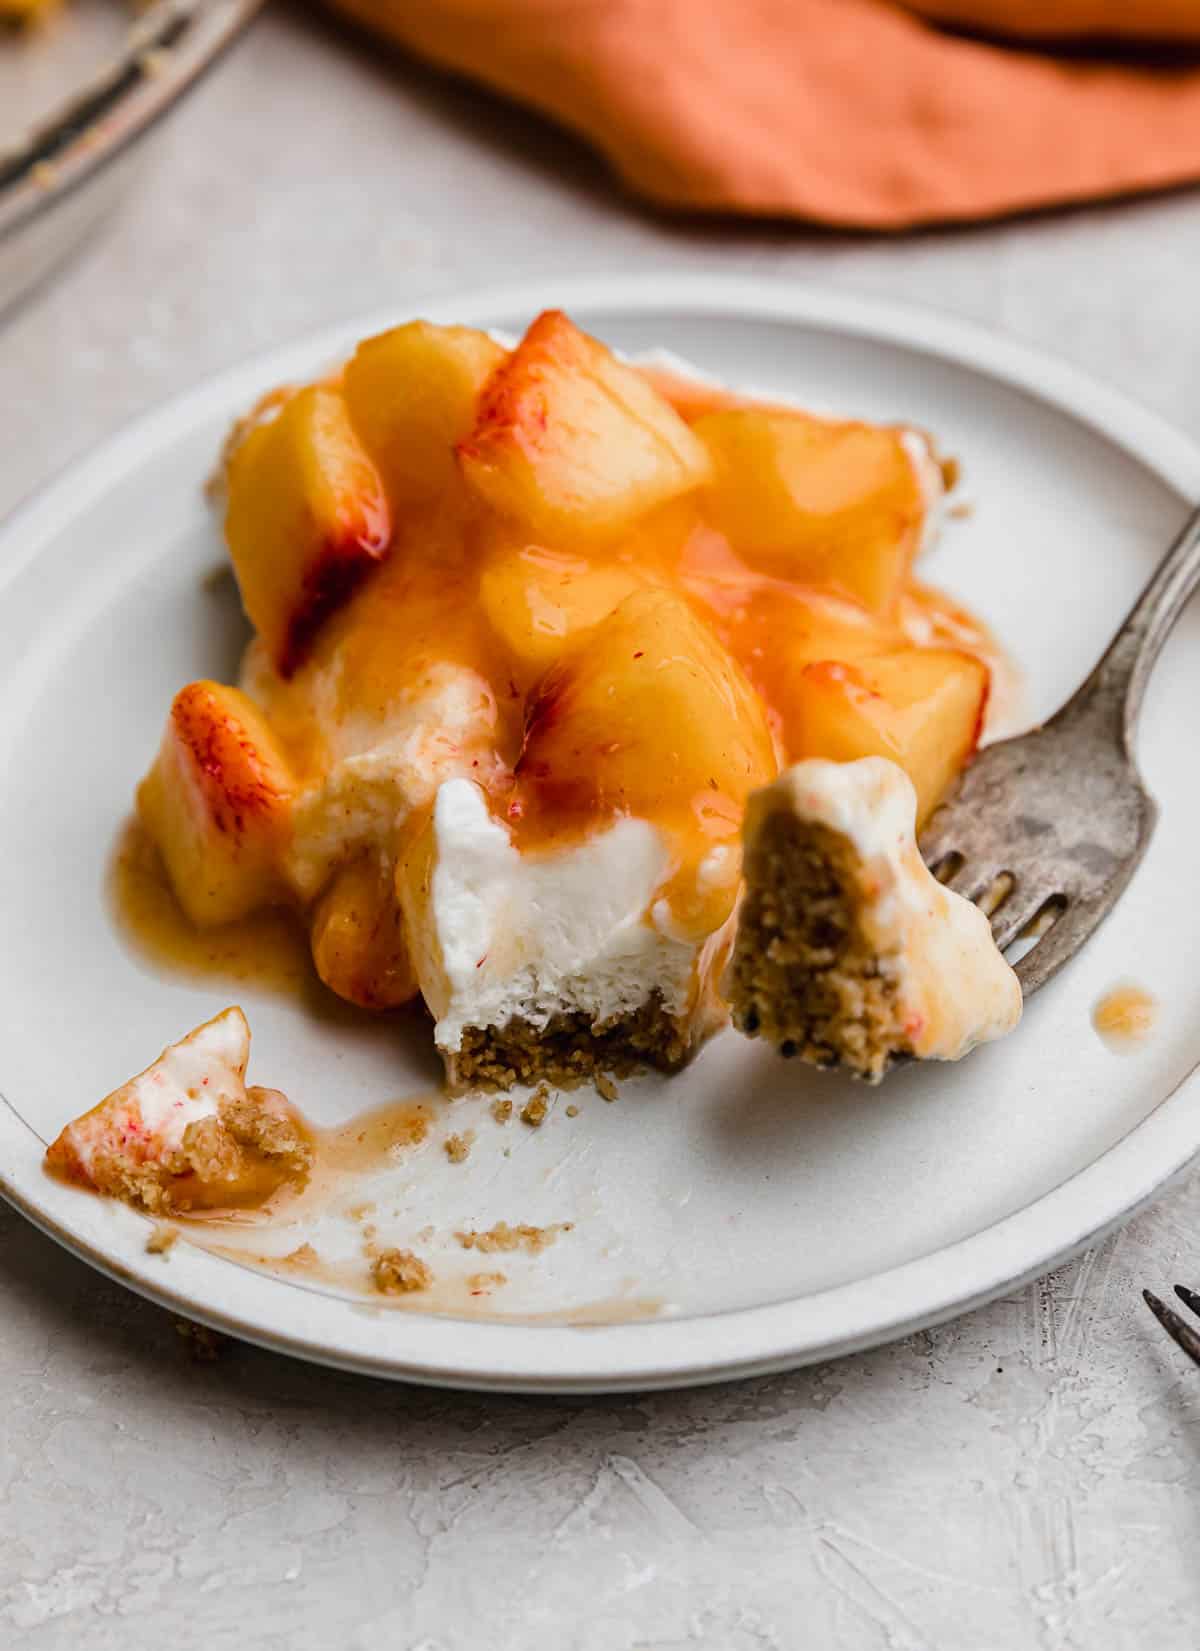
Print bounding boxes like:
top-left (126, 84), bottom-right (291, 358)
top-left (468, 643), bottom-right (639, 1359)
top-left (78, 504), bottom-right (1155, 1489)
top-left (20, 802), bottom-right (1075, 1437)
top-left (330, 0), bottom-right (1200, 228)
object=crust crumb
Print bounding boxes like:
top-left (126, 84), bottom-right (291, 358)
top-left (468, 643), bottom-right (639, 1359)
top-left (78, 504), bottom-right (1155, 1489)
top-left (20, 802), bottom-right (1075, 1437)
top-left (520, 1084), bottom-right (551, 1127)
top-left (281, 1243), bottom-right (321, 1271)
top-left (455, 1221), bottom-right (572, 1255)
top-left (397, 1114), bottom-right (430, 1148)
top-left (490, 1097), bottom-right (513, 1124)
top-left (467, 1271), bottom-right (507, 1294)
top-left (371, 1248), bottom-right (433, 1295)
top-left (729, 810), bottom-right (904, 1082)
top-left (90, 1085), bottom-right (313, 1216)
top-left (594, 1072), bottom-right (619, 1103)
top-left (450, 997), bottom-right (692, 1092)
top-left (146, 1223), bottom-right (177, 1256)
top-left (174, 1320), bottom-right (228, 1363)
top-left (444, 1131), bottom-right (474, 1163)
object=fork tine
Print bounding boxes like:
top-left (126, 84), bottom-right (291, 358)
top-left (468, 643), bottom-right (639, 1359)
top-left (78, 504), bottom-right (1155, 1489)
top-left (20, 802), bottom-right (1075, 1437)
top-left (919, 826), bottom-right (961, 872)
top-left (1013, 886), bottom-right (1126, 997)
top-left (989, 882), bottom-right (1073, 953)
top-left (1144, 1290), bottom-right (1200, 1367)
top-left (957, 867), bottom-right (1006, 909)
top-left (991, 892), bottom-right (1054, 954)
top-left (1174, 1284), bottom-right (1200, 1320)
top-left (936, 863), bottom-right (1058, 955)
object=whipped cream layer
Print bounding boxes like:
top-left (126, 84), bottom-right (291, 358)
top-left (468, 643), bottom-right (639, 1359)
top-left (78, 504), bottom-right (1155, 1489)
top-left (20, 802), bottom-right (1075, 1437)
top-left (240, 641), bottom-right (508, 901)
top-left (398, 778), bottom-right (727, 1055)
top-left (755, 757), bottom-right (1021, 1062)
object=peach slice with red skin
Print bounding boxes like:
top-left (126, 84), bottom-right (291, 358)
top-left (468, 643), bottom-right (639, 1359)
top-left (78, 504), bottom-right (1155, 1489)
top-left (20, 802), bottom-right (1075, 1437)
top-left (344, 321), bottom-right (506, 510)
top-left (457, 311), bottom-right (712, 544)
top-left (224, 384), bottom-right (390, 677)
top-left (694, 408), bottom-right (927, 615)
top-left (780, 647), bottom-right (989, 825)
top-left (138, 681), bottom-right (296, 926)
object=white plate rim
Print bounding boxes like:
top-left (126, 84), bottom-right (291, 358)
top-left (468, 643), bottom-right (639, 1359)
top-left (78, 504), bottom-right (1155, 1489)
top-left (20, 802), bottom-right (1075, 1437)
top-left (2, 270), bottom-right (1198, 1394)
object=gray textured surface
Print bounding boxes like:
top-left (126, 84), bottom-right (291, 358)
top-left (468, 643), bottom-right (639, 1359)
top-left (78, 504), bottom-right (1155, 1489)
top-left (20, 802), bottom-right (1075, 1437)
top-left (4, 8), bottom-right (1200, 1646)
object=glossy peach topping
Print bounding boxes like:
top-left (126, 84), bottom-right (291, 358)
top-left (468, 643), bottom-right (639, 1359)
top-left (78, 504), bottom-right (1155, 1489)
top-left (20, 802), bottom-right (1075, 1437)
top-left (137, 309), bottom-right (993, 1012)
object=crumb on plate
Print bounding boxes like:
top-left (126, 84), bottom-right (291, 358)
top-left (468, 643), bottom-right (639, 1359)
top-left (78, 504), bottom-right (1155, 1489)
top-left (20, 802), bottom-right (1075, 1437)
top-left (371, 1248), bottom-right (433, 1295)
top-left (281, 1243), bottom-right (321, 1271)
top-left (455, 1220), bottom-right (572, 1255)
top-left (520, 1084), bottom-right (551, 1127)
top-left (146, 1223), bottom-right (178, 1256)
top-left (467, 1271), bottom-right (508, 1293)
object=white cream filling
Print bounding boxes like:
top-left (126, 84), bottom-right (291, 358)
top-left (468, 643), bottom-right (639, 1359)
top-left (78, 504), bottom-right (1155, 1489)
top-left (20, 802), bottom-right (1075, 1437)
top-left (398, 779), bottom-right (706, 1053)
top-left (269, 660), bottom-right (506, 899)
top-left (899, 427), bottom-right (945, 557)
top-left (754, 758), bottom-right (1021, 1062)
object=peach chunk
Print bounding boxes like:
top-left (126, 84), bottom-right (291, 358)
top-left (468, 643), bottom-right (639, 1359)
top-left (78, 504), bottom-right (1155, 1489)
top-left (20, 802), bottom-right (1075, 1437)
top-left (479, 543), bottom-right (651, 689)
top-left (707, 582), bottom-right (900, 674)
top-left (138, 681), bottom-right (296, 926)
top-left (518, 588), bottom-right (777, 820)
top-left (694, 410), bottom-right (928, 614)
top-left (781, 648), bottom-right (988, 825)
top-left (635, 365), bottom-right (750, 424)
top-left (225, 385), bottom-right (391, 676)
top-left (457, 311), bottom-right (712, 543)
top-left (343, 321), bottom-right (506, 510)
top-left (310, 854), bottom-right (419, 1010)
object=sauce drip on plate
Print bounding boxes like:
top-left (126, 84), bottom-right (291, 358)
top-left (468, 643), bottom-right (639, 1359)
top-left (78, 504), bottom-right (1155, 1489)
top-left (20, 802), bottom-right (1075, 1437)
top-left (1092, 984), bottom-right (1158, 1052)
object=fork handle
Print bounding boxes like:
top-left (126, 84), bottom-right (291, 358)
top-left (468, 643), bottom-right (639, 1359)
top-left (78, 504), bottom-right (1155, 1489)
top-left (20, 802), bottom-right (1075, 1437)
top-left (1056, 502), bottom-right (1200, 754)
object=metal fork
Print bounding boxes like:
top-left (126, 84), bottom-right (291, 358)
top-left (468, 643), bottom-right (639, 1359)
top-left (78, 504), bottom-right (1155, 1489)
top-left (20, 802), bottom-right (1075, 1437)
top-left (919, 504), bottom-right (1200, 996)
top-left (1144, 1286), bottom-right (1200, 1368)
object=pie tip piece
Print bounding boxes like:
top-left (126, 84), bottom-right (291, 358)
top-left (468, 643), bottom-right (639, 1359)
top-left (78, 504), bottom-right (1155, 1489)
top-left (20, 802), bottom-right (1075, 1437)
top-left (44, 1007), bottom-right (312, 1214)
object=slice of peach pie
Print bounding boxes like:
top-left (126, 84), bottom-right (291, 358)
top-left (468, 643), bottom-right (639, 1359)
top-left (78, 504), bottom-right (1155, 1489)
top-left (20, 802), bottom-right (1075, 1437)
top-left (134, 308), bottom-right (1015, 1089)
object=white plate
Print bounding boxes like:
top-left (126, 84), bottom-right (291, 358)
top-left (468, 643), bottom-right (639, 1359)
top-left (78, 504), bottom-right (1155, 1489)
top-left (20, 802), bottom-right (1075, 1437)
top-left (2, 273), bottom-right (1198, 1394)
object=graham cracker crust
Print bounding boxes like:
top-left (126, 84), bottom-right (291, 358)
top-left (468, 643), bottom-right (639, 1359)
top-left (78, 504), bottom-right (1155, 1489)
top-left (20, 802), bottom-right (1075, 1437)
top-left (445, 994), bottom-right (694, 1091)
top-left (729, 812), bottom-right (905, 1083)
top-left (89, 1088), bottom-right (312, 1215)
